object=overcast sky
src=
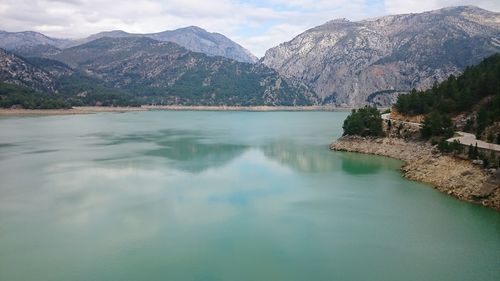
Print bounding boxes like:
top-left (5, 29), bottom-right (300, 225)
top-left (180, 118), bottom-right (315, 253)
top-left (0, 0), bottom-right (499, 57)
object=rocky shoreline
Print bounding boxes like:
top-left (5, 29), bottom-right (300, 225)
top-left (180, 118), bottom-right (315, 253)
top-left (330, 136), bottom-right (500, 211)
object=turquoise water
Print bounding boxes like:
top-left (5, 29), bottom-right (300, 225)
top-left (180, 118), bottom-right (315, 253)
top-left (0, 111), bottom-right (499, 281)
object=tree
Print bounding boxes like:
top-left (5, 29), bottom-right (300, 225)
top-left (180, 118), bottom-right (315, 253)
top-left (420, 111), bottom-right (454, 139)
top-left (468, 144), bottom-right (475, 159)
top-left (342, 106), bottom-right (384, 137)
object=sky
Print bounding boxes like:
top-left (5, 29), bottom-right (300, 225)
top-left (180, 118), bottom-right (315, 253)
top-left (0, 0), bottom-right (499, 57)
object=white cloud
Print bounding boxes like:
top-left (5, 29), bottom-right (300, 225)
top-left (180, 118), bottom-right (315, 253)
top-left (0, 0), bottom-right (498, 58)
top-left (384, 0), bottom-right (500, 14)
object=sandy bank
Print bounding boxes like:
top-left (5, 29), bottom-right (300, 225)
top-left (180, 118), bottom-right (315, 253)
top-left (331, 136), bottom-right (500, 210)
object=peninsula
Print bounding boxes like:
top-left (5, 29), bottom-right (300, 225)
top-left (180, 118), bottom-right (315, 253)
top-left (331, 54), bottom-right (500, 210)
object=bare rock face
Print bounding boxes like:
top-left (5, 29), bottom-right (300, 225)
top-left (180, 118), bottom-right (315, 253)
top-left (262, 6), bottom-right (500, 107)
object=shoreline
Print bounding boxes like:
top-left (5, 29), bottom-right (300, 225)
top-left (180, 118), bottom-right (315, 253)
top-left (0, 106), bottom-right (148, 116)
top-left (0, 105), bottom-right (347, 116)
top-left (143, 105), bottom-right (344, 111)
top-left (330, 136), bottom-right (500, 211)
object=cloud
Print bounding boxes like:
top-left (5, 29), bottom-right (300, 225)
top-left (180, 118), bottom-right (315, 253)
top-left (0, 0), bottom-right (498, 58)
top-left (384, 0), bottom-right (500, 14)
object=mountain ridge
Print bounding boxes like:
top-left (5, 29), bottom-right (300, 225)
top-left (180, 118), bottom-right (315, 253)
top-left (0, 26), bottom-right (257, 63)
top-left (261, 5), bottom-right (500, 107)
top-left (48, 36), bottom-right (312, 105)
top-left (0, 35), bottom-right (315, 107)
top-left (1, 5), bottom-right (499, 108)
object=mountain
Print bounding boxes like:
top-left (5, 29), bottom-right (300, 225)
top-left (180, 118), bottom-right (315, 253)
top-left (0, 30), bottom-right (71, 50)
top-left (262, 6), bottom-right (500, 107)
top-left (0, 27), bottom-right (258, 63)
top-left (148, 26), bottom-right (258, 63)
top-left (74, 26), bottom-right (258, 63)
top-left (48, 37), bottom-right (312, 106)
top-left (0, 48), bottom-right (59, 93)
top-left (0, 48), bottom-right (75, 108)
top-left (9, 43), bottom-right (62, 58)
top-left (0, 47), bottom-right (143, 108)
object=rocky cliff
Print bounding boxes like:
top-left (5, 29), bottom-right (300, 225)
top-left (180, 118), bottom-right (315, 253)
top-left (262, 6), bottom-right (500, 107)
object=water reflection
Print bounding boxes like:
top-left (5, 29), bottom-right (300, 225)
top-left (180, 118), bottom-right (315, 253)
top-left (93, 130), bottom-right (400, 175)
top-left (93, 129), bottom-right (246, 172)
top-left (145, 138), bottom-right (245, 172)
top-left (1, 112), bottom-right (499, 281)
top-left (93, 129), bottom-right (203, 146)
top-left (338, 151), bottom-right (402, 175)
top-left (261, 142), bottom-right (339, 173)
top-left (0, 143), bottom-right (16, 148)
top-left (25, 149), bottom-right (59, 154)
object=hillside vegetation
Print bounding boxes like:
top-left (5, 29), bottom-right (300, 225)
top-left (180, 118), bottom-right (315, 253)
top-left (0, 82), bottom-right (69, 109)
top-left (395, 54), bottom-right (500, 140)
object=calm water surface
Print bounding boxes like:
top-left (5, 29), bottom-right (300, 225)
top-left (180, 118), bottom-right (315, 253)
top-left (0, 111), bottom-right (499, 281)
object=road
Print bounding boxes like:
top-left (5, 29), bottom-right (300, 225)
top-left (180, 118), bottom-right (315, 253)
top-left (447, 132), bottom-right (500, 152)
top-left (382, 113), bottom-right (500, 152)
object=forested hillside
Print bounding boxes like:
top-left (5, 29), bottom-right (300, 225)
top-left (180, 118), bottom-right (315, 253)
top-left (395, 54), bottom-right (500, 140)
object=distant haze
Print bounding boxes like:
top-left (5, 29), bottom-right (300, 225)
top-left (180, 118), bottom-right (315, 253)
top-left (0, 0), bottom-right (499, 57)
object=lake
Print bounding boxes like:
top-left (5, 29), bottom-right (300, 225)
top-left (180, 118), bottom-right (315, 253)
top-left (0, 111), bottom-right (499, 281)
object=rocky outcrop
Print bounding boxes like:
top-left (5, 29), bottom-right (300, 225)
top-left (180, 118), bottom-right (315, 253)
top-left (262, 6), bottom-right (500, 107)
top-left (330, 136), bottom-right (500, 210)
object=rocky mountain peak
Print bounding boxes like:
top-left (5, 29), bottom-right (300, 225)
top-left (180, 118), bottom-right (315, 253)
top-left (146, 26), bottom-right (258, 63)
top-left (262, 5), bottom-right (500, 107)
